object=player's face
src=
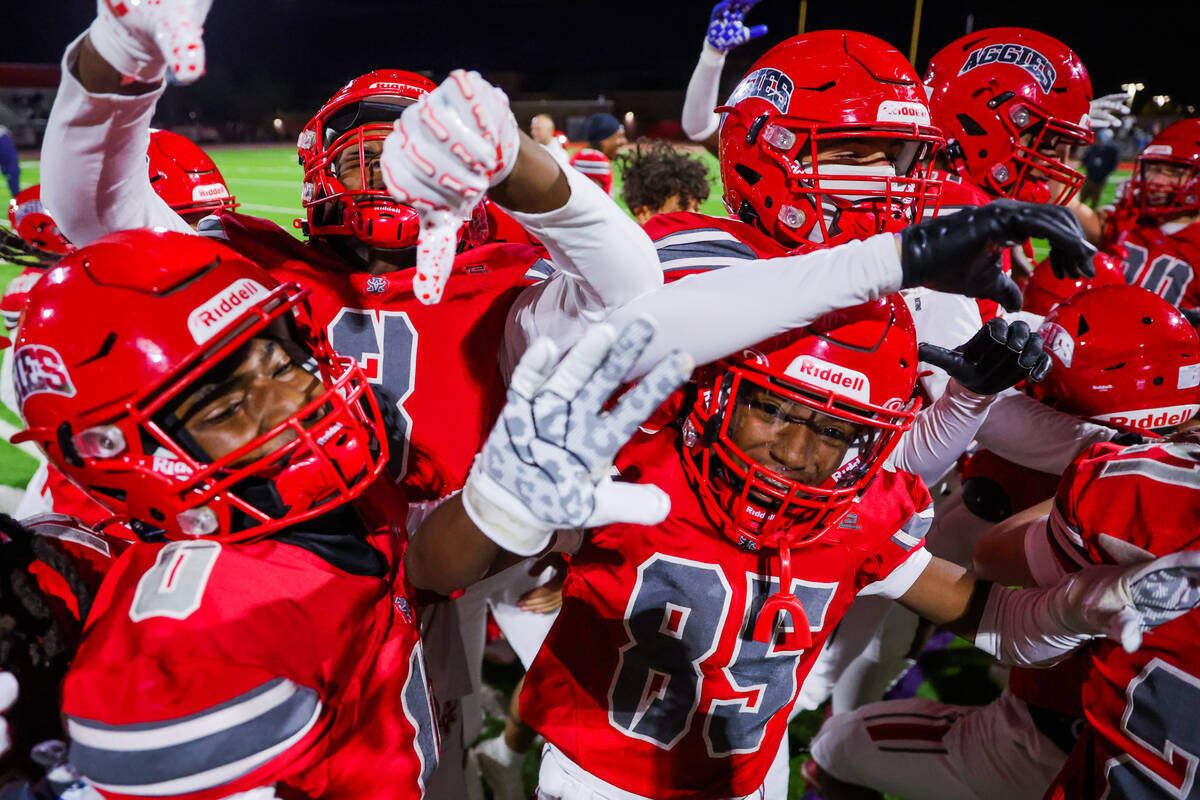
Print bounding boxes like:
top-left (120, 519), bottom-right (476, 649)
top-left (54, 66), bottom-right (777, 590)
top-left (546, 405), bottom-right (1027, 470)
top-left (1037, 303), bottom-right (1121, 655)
top-left (1143, 161), bottom-right (1191, 205)
top-left (333, 137), bottom-right (385, 193)
top-left (799, 137), bottom-right (910, 171)
top-left (600, 126), bottom-right (628, 159)
top-left (173, 336), bottom-right (323, 466)
top-left (632, 193), bottom-right (700, 224)
top-left (727, 385), bottom-right (860, 490)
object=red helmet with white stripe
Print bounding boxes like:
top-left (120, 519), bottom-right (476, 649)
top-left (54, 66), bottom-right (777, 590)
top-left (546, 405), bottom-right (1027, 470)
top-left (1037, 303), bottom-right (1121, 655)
top-left (717, 30), bottom-right (944, 249)
top-left (13, 229), bottom-right (389, 542)
top-left (924, 27), bottom-right (1094, 204)
top-left (7, 186), bottom-right (73, 255)
top-left (1031, 285), bottom-right (1200, 433)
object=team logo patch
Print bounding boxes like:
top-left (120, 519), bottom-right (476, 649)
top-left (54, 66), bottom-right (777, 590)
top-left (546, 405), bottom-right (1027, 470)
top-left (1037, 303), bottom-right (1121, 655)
top-left (186, 278), bottom-right (267, 345)
top-left (1093, 404), bottom-right (1200, 431)
top-left (191, 184), bottom-right (229, 202)
top-left (958, 43), bottom-right (1057, 93)
top-left (784, 355), bottom-right (870, 403)
top-left (13, 344), bottom-right (76, 407)
top-left (365, 275), bottom-right (388, 294)
top-left (727, 68), bottom-right (795, 114)
top-left (876, 101), bottom-right (931, 126)
top-left (1039, 322), bottom-right (1074, 367)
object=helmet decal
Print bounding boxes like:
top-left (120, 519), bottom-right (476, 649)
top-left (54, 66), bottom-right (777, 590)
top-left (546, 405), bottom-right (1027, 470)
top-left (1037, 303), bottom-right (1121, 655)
top-left (957, 43), bottom-right (1057, 93)
top-left (727, 67), bottom-right (795, 114)
top-left (13, 344), bottom-right (76, 407)
top-left (186, 278), bottom-right (269, 344)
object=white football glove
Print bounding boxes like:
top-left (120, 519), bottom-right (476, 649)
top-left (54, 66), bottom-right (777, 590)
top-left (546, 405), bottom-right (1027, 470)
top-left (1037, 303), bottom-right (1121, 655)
top-left (1063, 550), bottom-right (1200, 653)
top-left (88, 0), bottom-right (212, 85)
top-left (0, 671), bottom-right (17, 756)
top-left (1089, 92), bottom-right (1132, 131)
top-left (462, 318), bottom-right (694, 555)
top-left (381, 69), bottom-right (519, 305)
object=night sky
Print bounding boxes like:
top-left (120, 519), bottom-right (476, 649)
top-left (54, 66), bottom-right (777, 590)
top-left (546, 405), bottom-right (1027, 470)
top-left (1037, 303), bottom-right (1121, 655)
top-left (3, 1), bottom-right (1195, 117)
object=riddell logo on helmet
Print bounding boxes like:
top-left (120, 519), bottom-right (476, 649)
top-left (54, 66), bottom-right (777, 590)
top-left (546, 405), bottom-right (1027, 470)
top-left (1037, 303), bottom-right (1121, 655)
top-left (151, 457), bottom-right (194, 479)
top-left (958, 44), bottom-right (1057, 93)
top-left (877, 101), bottom-right (931, 126)
top-left (187, 279), bottom-right (268, 345)
top-left (1093, 404), bottom-right (1200, 430)
top-left (1143, 145), bottom-right (1173, 157)
top-left (784, 356), bottom-right (870, 403)
top-left (13, 345), bottom-right (76, 407)
top-left (192, 184), bottom-right (229, 202)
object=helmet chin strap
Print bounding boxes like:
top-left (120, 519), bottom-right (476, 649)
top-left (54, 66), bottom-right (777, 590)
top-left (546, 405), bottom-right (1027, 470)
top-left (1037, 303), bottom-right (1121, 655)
top-left (751, 544), bottom-right (814, 650)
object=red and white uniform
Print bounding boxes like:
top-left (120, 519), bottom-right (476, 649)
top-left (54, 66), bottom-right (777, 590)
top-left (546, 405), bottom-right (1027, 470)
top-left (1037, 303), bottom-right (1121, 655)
top-left (1105, 215), bottom-right (1200, 311)
top-left (1041, 439), bottom-right (1200, 800)
top-left (569, 148), bottom-right (613, 195)
top-left (62, 481), bottom-right (438, 800)
top-left (522, 429), bottom-right (933, 800)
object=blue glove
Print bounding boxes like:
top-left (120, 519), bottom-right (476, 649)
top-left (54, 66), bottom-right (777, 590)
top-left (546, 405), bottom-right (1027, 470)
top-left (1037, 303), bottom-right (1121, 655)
top-left (706, 0), bottom-right (768, 53)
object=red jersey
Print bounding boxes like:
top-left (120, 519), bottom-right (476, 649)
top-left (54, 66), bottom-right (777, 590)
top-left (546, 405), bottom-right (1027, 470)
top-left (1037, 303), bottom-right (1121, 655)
top-left (644, 211), bottom-right (791, 278)
top-left (211, 211), bottom-right (540, 500)
top-left (521, 430), bottom-right (932, 799)
top-left (1042, 440), bottom-right (1200, 800)
top-left (62, 480), bottom-right (438, 800)
top-left (1105, 216), bottom-right (1200, 310)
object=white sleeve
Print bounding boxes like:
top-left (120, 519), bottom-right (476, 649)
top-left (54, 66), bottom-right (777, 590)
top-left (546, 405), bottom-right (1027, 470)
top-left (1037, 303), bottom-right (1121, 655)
top-left (904, 287), bottom-right (984, 400)
top-left (975, 389), bottom-right (1118, 475)
top-left (857, 548), bottom-right (933, 599)
top-left (682, 43), bottom-right (726, 142)
top-left (1024, 516), bottom-right (1070, 587)
top-left (888, 381), bottom-right (994, 484)
top-left (41, 34), bottom-right (193, 248)
top-left (608, 233), bottom-right (903, 378)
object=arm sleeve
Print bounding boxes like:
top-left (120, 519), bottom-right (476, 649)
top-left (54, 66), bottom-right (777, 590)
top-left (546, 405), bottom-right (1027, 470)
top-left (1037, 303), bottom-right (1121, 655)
top-left (888, 381), bottom-right (995, 484)
top-left (974, 389), bottom-right (1118, 475)
top-left (609, 232), bottom-right (903, 378)
top-left (681, 43), bottom-right (726, 142)
top-left (40, 34), bottom-right (193, 248)
top-left (973, 580), bottom-right (1094, 667)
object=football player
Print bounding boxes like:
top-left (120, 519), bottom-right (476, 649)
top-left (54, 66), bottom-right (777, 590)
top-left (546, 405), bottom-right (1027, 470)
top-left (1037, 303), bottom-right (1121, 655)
top-left (806, 287), bottom-right (1200, 800)
top-left (11, 228), bottom-right (687, 799)
top-left (619, 139), bottom-right (711, 224)
top-left (1104, 119), bottom-right (1200, 316)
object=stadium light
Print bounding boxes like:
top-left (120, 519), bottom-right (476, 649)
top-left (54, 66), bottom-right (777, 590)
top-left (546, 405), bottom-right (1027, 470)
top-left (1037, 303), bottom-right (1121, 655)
top-left (273, 118), bottom-right (284, 133)
top-left (1153, 95), bottom-right (1170, 107)
top-left (624, 112), bottom-right (634, 126)
top-left (1121, 82), bottom-right (1145, 100)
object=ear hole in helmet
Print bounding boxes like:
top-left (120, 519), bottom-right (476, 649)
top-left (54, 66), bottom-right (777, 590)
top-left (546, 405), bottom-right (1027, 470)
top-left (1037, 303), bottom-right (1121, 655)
top-left (956, 114), bottom-right (987, 137)
top-left (746, 115), bottom-right (769, 145)
top-left (1077, 316), bottom-right (1090, 337)
top-left (986, 91), bottom-right (1016, 110)
top-left (735, 164), bottom-right (762, 186)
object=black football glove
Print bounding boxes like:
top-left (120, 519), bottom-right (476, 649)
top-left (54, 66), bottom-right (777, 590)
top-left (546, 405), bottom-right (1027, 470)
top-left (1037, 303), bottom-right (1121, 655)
top-left (918, 318), bottom-right (1051, 395)
top-left (900, 199), bottom-right (1097, 312)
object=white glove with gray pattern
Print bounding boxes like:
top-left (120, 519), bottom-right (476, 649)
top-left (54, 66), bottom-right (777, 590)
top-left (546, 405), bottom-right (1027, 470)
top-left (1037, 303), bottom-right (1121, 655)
top-left (1066, 551), bottom-right (1200, 653)
top-left (462, 318), bottom-right (694, 555)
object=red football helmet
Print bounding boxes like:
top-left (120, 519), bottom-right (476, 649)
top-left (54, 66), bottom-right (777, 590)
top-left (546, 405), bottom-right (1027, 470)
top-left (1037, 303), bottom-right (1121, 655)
top-left (6, 186), bottom-right (74, 255)
top-left (12, 230), bottom-right (389, 542)
top-left (1122, 119), bottom-right (1200, 220)
top-left (683, 297), bottom-right (919, 644)
top-left (717, 30), bottom-right (944, 249)
top-left (1031, 285), bottom-right (1200, 432)
top-left (1020, 250), bottom-right (1126, 316)
top-left (924, 28), bottom-right (1093, 205)
top-left (146, 129), bottom-right (238, 221)
top-left (297, 69), bottom-right (436, 249)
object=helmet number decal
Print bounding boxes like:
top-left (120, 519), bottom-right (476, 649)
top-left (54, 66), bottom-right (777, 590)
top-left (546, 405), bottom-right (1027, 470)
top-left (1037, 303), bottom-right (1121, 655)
top-left (1122, 243), bottom-right (1195, 308)
top-left (327, 308), bottom-right (418, 479)
top-left (129, 540), bottom-right (221, 623)
top-left (607, 554), bottom-right (836, 752)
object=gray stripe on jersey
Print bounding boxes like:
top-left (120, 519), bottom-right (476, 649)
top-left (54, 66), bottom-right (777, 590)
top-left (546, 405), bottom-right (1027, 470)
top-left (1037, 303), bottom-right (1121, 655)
top-left (522, 257), bottom-right (556, 282)
top-left (195, 214), bottom-right (229, 240)
top-left (890, 505), bottom-right (934, 551)
top-left (1098, 457), bottom-right (1200, 490)
top-left (403, 643), bottom-right (439, 792)
top-left (655, 237), bottom-right (757, 266)
top-left (68, 678), bottom-right (320, 791)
